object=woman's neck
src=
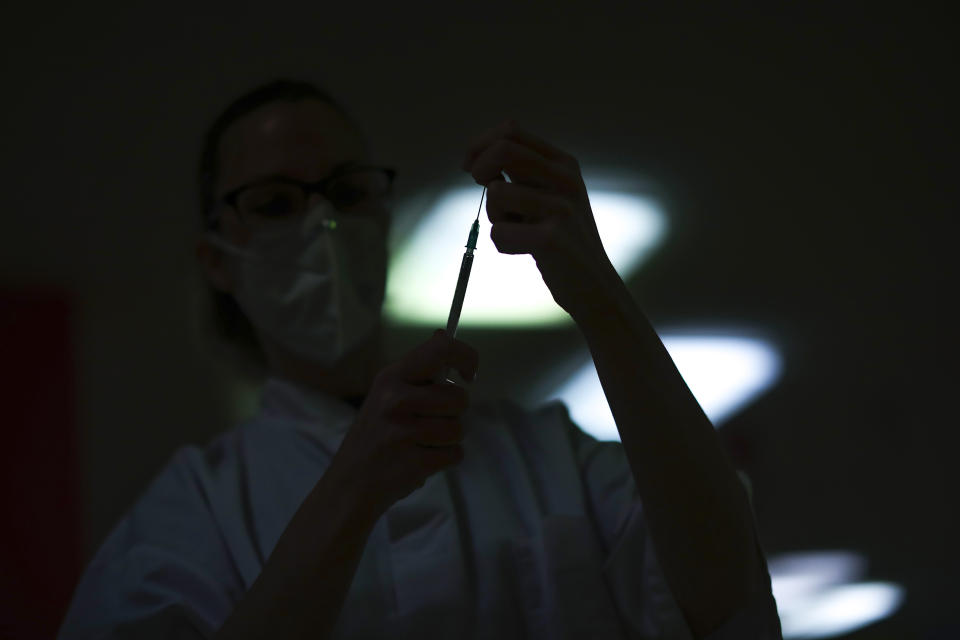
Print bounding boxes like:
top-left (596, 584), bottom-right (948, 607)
top-left (261, 332), bottom-right (383, 401)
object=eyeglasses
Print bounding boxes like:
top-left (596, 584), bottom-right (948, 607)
top-left (210, 165), bottom-right (396, 226)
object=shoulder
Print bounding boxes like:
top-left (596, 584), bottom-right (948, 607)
top-left (140, 429), bottom-right (245, 508)
top-left (59, 433), bottom-right (251, 637)
top-left (97, 423), bottom-right (259, 562)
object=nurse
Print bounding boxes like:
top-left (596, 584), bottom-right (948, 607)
top-left (59, 80), bottom-right (782, 639)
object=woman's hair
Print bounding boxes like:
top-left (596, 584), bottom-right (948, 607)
top-left (196, 79), bottom-right (358, 378)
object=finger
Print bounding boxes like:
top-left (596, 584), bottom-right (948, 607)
top-left (469, 139), bottom-right (561, 190)
top-left (463, 119), bottom-right (572, 170)
top-left (392, 330), bottom-right (479, 383)
top-left (447, 338), bottom-right (480, 383)
top-left (407, 417), bottom-right (464, 447)
top-left (463, 120), bottom-right (517, 170)
top-left (490, 221), bottom-right (556, 256)
top-left (485, 180), bottom-right (573, 225)
top-left (392, 383), bottom-right (469, 418)
top-left (416, 443), bottom-right (464, 472)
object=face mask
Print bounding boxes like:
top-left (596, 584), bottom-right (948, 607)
top-left (206, 200), bottom-right (387, 366)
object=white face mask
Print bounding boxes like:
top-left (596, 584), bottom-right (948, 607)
top-left (207, 200), bottom-right (387, 366)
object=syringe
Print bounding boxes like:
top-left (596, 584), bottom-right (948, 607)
top-left (446, 188), bottom-right (484, 338)
top-left (439, 186), bottom-right (484, 382)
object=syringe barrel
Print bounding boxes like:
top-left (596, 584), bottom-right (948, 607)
top-left (445, 252), bottom-right (474, 338)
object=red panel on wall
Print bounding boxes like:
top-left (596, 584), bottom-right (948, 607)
top-left (0, 287), bottom-right (81, 639)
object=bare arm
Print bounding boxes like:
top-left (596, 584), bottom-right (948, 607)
top-left (574, 272), bottom-right (761, 638)
top-left (462, 120), bottom-right (766, 638)
top-left (212, 457), bottom-right (379, 640)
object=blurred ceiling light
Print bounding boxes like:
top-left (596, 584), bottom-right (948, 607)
top-left (768, 551), bottom-right (866, 603)
top-left (777, 582), bottom-right (904, 639)
top-left (767, 550), bottom-right (904, 638)
top-left (538, 334), bottom-right (782, 440)
top-left (385, 184), bottom-right (666, 326)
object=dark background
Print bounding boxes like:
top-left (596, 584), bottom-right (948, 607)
top-left (1, 4), bottom-right (954, 638)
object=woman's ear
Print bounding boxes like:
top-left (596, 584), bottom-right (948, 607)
top-left (196, 237), bottom-right (234, 293)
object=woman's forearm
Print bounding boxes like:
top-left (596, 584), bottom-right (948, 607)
top-left (213, 458), bottom-right (381, 640)
top-left (574, 274), bottom-right (760, 638)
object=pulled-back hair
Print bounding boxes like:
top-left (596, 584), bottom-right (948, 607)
top-left (196, 79), bottom-right (359, 378)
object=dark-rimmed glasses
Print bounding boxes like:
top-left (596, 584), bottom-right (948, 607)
top-left (209, 165), bottom-right (395, 227)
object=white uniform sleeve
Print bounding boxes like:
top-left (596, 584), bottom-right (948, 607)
top-left (57, 448), bottom-right (245, 640)
top-left (563, 413), bottom-right (783, 639)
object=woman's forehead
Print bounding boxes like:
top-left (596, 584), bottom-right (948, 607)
top-left (216, 100), bottom-right (365, 192)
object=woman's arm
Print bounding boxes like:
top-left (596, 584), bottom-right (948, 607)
top-left (215, 331), bottom-right (477, 640)
top-left (463, 120), bottom-right (767, 638)
top-left (213, 457), bottom-right (379, 640)
top-left (573, 270), bottom-right (761, 638)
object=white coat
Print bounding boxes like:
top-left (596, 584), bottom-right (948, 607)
top-left (59, 377), bottom-right (781, 639)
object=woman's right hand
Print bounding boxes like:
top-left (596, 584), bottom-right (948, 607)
top-left (331, 329), bottom-right (479, 515)
top-left (214, 330), bottom-right (476, 640)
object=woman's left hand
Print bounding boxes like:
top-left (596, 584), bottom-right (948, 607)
top-left (462, 120), bottom-right (621, 321)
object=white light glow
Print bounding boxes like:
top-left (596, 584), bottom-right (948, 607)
top-left (768, 551), bottom-right (866, 603)
top-left (385, 186), bottom-right (665, 326)
top-left (539, 334), bottom-right (782, 440)
top-left (765, 550), bottom-right (904, 638)
top-left (778, 582), bottom-right (905, 638)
